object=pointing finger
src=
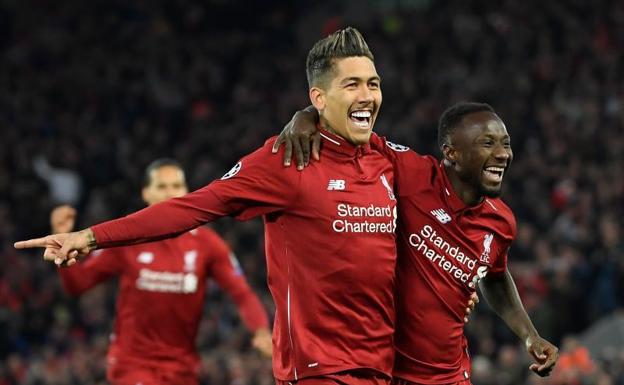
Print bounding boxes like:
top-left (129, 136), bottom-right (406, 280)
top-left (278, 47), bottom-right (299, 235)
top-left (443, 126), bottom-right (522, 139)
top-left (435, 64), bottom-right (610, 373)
top-left (14, 237), bottom-right (48, 249)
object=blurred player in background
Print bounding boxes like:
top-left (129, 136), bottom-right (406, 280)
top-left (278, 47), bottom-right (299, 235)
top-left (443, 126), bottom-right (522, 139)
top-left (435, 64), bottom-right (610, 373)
top-left (276, 102), bottom-right (559, 385)
top-left (50, 158), bottom-right (271, 385)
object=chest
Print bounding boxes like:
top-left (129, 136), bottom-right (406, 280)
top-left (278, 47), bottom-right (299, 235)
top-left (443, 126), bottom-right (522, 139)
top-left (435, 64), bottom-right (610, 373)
top-left (122, 237), bottom-right (209, 294)
top-left (399, 191), bottom-right (505, 289)
top-left (297, 156), bottom-right (397, 218)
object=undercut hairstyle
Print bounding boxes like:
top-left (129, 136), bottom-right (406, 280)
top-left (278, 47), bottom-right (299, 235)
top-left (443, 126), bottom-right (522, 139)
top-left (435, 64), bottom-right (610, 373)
top-left (143, 158), bottom-right (183, 187)
top-left (437, 102), bottom-right (495, 149)
top-left (306, 27), bottom-right (374, 88)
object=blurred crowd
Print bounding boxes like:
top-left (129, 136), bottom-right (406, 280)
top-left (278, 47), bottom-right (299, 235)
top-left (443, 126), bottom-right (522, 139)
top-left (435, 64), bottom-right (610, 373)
top-left (1, 0), bottom-right (623, 384)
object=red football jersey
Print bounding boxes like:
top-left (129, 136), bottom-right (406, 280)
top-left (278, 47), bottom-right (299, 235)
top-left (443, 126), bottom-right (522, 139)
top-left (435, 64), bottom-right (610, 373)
top-left (371, 136), bottom-right (516, 384)
top-left (91, 130), bottom-right (398, 381)
top-left (58, 227), bottom-right (268, 374)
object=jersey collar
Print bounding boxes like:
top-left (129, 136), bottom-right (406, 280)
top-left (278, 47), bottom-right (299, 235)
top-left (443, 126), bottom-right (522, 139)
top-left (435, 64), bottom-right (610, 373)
top-left (319, 127), bottom-right (372, 157)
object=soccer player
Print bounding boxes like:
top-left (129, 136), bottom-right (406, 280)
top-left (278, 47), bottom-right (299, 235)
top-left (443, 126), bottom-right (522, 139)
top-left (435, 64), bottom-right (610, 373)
top-left (16, 28), bottom-right (400, 385)
top-left (49, 159), bottom-right (271, 385)
top-left (274, 102), bottom-right (559, 384)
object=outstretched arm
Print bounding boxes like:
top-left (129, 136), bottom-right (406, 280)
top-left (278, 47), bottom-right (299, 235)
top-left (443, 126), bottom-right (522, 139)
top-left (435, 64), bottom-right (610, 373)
top-left (479, 269), bottom-right (559, 377)
top-left (15, 188), bottom-right (227, 266)
top-left (15, 142), bottom-right (302, 266)
top-left (272, 106), bottom-right (320, 170)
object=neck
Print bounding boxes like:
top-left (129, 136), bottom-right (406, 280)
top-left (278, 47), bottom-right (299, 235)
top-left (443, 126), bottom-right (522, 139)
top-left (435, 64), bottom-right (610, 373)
top-left (321, 121), bottom-right (338, 136)
top-left (443, 159), bottom-right (483, 207)
top-left (319, 117), bottom-right (359, 146)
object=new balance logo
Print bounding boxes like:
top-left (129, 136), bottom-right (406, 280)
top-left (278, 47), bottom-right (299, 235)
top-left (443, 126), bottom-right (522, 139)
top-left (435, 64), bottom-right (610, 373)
top-left (430, 209), bottom-right (452, 224)
top-left (327, 179), bottom-right (346, 191)
top-left (137, 252), bottom-right (154, 264)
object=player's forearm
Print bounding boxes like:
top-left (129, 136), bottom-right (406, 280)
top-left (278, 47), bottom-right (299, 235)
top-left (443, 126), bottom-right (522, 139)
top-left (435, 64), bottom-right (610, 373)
top-left (232, 289), bottom-right (270, 332)
top-left (479, 269), bottom-right (539, 342)
top-left (57, 262), bottom-right (100, 295)
top-left (91, 188), bottom-right (228, 248)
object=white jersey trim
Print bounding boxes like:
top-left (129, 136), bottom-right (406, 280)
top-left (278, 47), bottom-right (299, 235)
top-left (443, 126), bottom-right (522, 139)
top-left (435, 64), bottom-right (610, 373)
top-left (485, 199), bottom-right (498, 211)
top-left (287, 285), bottom-right (298, 380)
top-left (320, 133), bottom-right (340, 146)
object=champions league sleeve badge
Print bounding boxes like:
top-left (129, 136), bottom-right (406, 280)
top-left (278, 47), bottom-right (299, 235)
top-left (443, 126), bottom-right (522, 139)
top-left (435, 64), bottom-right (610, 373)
top-left (221, 161), bottom-right (242, 180)
top-left (386, 141), bottom-right (410, 152)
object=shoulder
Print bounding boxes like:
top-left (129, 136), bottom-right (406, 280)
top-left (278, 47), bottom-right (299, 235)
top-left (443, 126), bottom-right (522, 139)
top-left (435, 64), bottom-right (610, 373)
top-left (481, 198), bottom-right (517, 241)
top-left (369, 134), bottom-right (411, 158)
top-left (218, 136), bottom-right (301, 182)
top-left (370, 134), bottom-right (433, 169)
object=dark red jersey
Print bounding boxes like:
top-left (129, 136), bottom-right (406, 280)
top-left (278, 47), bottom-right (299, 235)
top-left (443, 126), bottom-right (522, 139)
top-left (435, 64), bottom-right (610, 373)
top-left (58, 227), bottom-right (268, 374)
top-left (371, 136), bottom-right (516, 384)
top-left (91, 130), bottom-right (398, 381)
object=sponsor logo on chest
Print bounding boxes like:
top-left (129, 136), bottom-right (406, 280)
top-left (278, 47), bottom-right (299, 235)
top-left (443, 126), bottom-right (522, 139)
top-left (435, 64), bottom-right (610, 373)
top-left (408, 224), bottom-right (493, 289)
top-left (329, 175), bottom-right (397, 234)
top-left (134, 250), bottom-right (199, 293)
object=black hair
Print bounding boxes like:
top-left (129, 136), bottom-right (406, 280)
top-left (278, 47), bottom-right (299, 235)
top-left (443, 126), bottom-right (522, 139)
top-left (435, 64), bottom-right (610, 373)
top-left (437, 102), bottom-right (495, 149)
top-left (143, 158), bottom-right (183, 187)
top-left (306, 27), bottom-right (374, 88)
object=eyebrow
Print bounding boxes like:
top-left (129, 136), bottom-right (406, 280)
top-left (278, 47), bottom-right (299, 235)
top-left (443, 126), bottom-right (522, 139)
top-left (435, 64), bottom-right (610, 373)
top-left (340, 76), bottom-right (381, 85)
top-left (479, 133), bottom-right (511, 140)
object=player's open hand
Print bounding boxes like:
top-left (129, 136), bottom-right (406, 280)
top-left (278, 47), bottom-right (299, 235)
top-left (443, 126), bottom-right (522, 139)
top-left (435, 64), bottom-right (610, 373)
top-left (51, 205), bottom-right (77, 234)
top-left (14, 228), bottom-right (96, 266)
top-left (252, 327), bottom-right (272, 358)
top-left (464, 291), bottom-right (479, 323)
top-left (525, 334), bottom-right (559, 377)
top-left (272, 107), bottom-right (321, 170)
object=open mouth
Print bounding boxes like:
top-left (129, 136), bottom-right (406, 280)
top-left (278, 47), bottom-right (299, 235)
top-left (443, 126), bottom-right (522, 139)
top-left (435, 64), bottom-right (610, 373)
top-left (349, 110), bottom-right (372, 130)
top-left (483, 166), bottom-right (505, 183)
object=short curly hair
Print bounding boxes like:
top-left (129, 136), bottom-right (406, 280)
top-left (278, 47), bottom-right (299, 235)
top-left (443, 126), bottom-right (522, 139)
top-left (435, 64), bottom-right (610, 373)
top-left (438, 102), bottom-right (495, 149)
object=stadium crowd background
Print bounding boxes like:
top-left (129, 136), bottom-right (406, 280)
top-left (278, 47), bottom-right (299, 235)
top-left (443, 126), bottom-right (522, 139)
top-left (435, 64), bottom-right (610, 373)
top-left (1, 1), bottom-right (623, 384)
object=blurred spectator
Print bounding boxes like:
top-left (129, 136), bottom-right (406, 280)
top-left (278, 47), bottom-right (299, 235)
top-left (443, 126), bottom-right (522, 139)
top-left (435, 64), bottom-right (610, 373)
top-left (32, 156), bottom-right (82, 206)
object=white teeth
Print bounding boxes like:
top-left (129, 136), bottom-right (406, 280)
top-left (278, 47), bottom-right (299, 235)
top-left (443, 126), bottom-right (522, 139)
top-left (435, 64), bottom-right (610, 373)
top-left (350, 110), bottom-right (371, 118)
top-left (485, 167), bottom-right (505, 173)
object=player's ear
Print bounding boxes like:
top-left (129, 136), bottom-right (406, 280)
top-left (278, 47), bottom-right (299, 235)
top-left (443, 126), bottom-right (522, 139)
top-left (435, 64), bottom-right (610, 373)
top-left (141, 187), bottom-right (150, 205)
top-left (309, 87), bottom-right (326, 111)
top-left (442, 144), bottom-right (458, 164)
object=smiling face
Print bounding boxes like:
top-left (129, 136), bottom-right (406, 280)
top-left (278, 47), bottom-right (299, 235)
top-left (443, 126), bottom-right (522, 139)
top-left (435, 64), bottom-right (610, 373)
top-left (444, 111), bottom-right (513, 199)
top-left (309, 56), bottom-right (381, 145)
